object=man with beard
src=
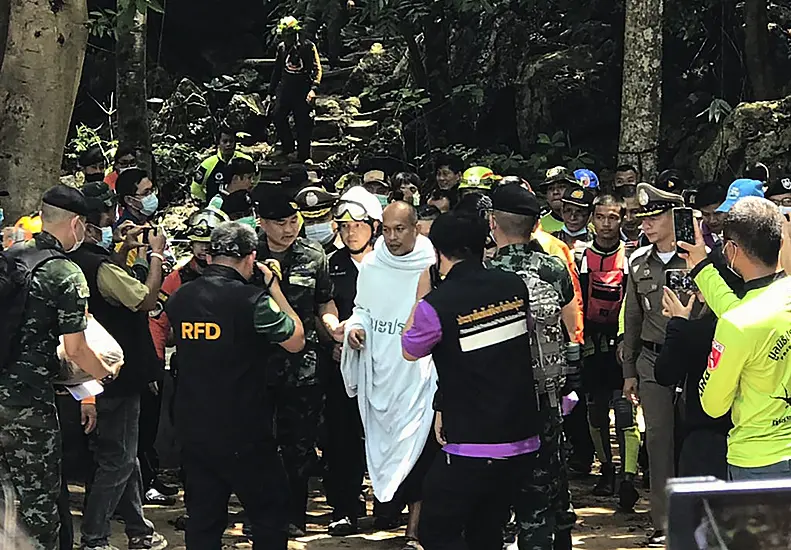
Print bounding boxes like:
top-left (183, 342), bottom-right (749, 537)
top-left (341, 201), bottom-right (437, 548)
top-left (324, 186), bottom-right (383, 536)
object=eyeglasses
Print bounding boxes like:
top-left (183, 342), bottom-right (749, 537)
top-left (115, 157), bottom-right (136, 168)
top-left (334, 200), bottom-right (370, 222)
top-left (772, 197), bottom-right (791, 207)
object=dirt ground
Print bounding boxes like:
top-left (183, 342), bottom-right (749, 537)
top-left (68, 470), bottom-right (653, 550)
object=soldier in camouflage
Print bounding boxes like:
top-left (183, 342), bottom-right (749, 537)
top-left (0, 185), bottom-right (115, 550)
top-left (486, 182), bottom-right (583, 550)
top-left (256, 189), bottom-right (341, 537)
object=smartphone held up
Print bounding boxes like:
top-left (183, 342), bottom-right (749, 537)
top-left (673, 207), bottom-right (695, 254)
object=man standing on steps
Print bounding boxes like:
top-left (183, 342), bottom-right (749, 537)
top-left (270, 16), bottom-right (323, 163)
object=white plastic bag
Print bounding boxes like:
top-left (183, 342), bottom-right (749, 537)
top-left (55, 314), bottom-right (124, 386)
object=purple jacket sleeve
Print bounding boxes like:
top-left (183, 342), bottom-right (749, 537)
top-left (402, 300), bottom-right (443, 359)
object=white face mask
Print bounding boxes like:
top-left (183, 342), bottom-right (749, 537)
top-left (305, 222), bottom-right (335, 246)
top-left (781, 206), bottom-right (791, 218)
top-left (562, 225), bottom-right (588, 238)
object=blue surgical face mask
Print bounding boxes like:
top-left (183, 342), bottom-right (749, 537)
top-left (237, 215), bottom-right (258, 230)
top-left (782, 206), bottom-right (791, 218)
top-left (305, 221), bottom-right (336, 246)
top-left (0, 207), bottom-right (4, 227)
top-left (139, 194), bottom-right (159, 217)
top-left (375, 194), bottom-right (389, 207)
top-left (99, 226), bottom-right (113, 249)
top-left (562, 225), bottom-right (588, 238)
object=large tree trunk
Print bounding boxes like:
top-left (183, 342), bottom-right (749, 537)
top-left (745, 0), bottom-right (775, 100)
top-left (116, 5), bottom-right (151, 171)
top-left (617, 0), bottom-right (663, 182)
top-left (0, 0), bottom-right (88, 222)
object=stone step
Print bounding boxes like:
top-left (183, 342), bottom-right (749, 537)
top-left (353, 106), bottom-right (394, 122)
top-left (313, 116), bottom-right (344, 141)
top-left (310, 140), bottom-right (348, 163)
top-left (345, 119), bottom-right (378, 140)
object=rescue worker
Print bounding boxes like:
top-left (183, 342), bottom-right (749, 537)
top-left (79, 145), bottom-right (108, 183)
top-left (539, 167), bottom-right (580, 234)
top-left (191, 126), bottom-right (253, 203)
top-left (324, 186), bottom-right (383, 536)
top-left (269, 16), bottom-right (322, 163)
top-left (402, 212), bottom-right (542, 549)
top-left (765, 174), bottom-right (791, 215)
top-left (613, 165), bottom-right (639, 194)
top-left (207, 157), bottom-right (257, 211)
top-left (620, 181), bottom-right (688, 547)
top-left (553, 187), bottom-right (595, 266)
top-left (294, 185), bottom-right (341, 252)
top-left (165, 221), bottom-right (306, 549)
top-left (457, 166), bottom-right (499, 200)
top-left (486, 182), bottom-right (582, 550)
top-left (362, 170), bottom-right (391, 207)
top-left (580, 194), bottom-right (640, 507)
top-left (0, 185), bottom-right (117, 550)
top-left (679, 199), bottom-right (790, 480)
top-left (70, 183), bottom-right (168, 550)
top-left (256, 189), bottom-right (341, 536)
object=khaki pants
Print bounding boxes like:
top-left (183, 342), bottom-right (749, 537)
top-left (636, 348), bottom-right (675, 529)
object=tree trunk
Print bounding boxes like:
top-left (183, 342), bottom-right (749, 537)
top-left (745, 0), bottom-right (775, 100)
top-left (116, 5), bottom-right (151, 172)
top-left (617, 0), bottom-right (663, 182)
top-left (0, 0), bottom-right (88, 222)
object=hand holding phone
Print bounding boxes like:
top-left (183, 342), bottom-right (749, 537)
top-left (673, 207), bottom-right (695, 254)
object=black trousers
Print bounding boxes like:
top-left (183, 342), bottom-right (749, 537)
top-left (272, 78), bottom-right (313, 161)
top-left (419, 452), bottom-right (534, 550)
top-left (678, 429), bottom-right (728, 480)
top-left (322, 368), bottom-right (365, 519)
top-left (563, 396), bottom-right (594, 469)
top-left (138, 388), bottom-right (162, 491)
top-left (183, 444), bottom-right (289, 550)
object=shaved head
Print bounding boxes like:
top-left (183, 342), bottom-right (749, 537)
top-left (382, 201), bottom-right (419, 256)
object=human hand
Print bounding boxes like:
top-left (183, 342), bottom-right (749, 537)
top-left (662, 287), bottom-right (695, 320)
top-left (434, 411), bottom-right (447, 446)
top-left (348, 328), bottom-right (366, 350)
top-left (307, 89), bottom-right (316, 103)
top-left (331, 320), bottom-right (346, 343)
top-left (623, 377), bottom-right (639, 406)
top-left (676, 219), bottom-right (707, 269)
top-left (149, 381), bottom-right (160, 396)
top-left (81, 403), bottom-right (97, 434)
top-left (118, 222), bottom-right (147, 249)
top-left (263, 258), bottom-right (283, 281)
top-left (148, 226), bottom-right (166, 254)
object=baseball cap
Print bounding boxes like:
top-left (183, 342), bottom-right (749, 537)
top-left (257, 189), bottom-right (299, 220)
top-left (42, 185), bottom-right (91, 217)
top-left (540, 166), bottom-right (578, 189)
top-left (716, 179), bottom-right (765, 213)
top-left (692, 184), bottom-right (728, 209)
top-left (561, 187), bottom-right (595, 209)
top-left (363, 170), bottom-right (387, 185)
top-left (82, 181), bottom-right (117, 211)
top-left (765, 175), bottom-right (791, 199)
top-left (490, 182), bottom-right (541, 216)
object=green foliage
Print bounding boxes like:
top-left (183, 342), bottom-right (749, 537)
top-left (697, 98), bottom-right (733, 124)
top-left (88, 9), bottom-right (118, 39)
top-left (65, 124), bottom-right (115, 165)
top-left (152, 136), bottom-right (205, 200)
top-left (527, 131), bottom-right (595, 173)
top-left (92, 0), bottom-right (165, 36)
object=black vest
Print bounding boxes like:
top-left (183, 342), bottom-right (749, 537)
top-left (69, 243), bottom-right (161, 398)
top-left (165, 265), bottom-right (277, 451)
top-left (423, 261), bottom-right (539, 445)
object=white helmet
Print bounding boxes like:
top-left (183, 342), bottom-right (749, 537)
top-left (334, 186), bottom-right (384, 222)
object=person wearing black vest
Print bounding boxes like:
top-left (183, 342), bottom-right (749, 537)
top-left (401, 212), bottom-right (541, 550)
top-left (69, 182), bottom-right (168, 550)
top-left (165, 221), bottom-right (305, 550)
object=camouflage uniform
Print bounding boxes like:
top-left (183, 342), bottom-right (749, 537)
top-left (257, 235), bottom-right (334, 529)
top-left (0, 232), bottom-right (90, 550)
top-left (487, 241), bottom-right (577, 550)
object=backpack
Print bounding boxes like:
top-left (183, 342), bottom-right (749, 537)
top-left (0, 245), bottom-right (66, 370)
top-left (582, 245), bottom-right (626, 325)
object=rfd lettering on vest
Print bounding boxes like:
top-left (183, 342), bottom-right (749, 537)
top-left (181, 322), bottom-right (222, 340)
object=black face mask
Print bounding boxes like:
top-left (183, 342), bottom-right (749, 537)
top-left (85, 172), bottom-right (105, 182)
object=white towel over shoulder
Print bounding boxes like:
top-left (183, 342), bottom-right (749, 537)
top-left (340, 235), bottom-right (437, 502)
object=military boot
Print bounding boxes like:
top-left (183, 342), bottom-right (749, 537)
top-left (592, 462), bottom-right (616, 496)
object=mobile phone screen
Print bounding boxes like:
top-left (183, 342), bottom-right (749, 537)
top-left (673, 207), bottom-right (695, 253)
top-left (665, 269), bottom-right (697, 296)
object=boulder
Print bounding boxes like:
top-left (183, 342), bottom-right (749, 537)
top-left (344, 44), bottom-right (405, 97)
top-left (151, 78), bottom-right (217, 149)
top-left (220, 93), bottom-right (269, 143)
top-left (697, 96), bottom-right (791, 182)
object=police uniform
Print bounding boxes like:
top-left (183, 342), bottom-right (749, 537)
top-left (165, 241), bottom-right (296, 549)
top-left (295, 185), bottom-right (341, 253)
top-left (405, 257), bottom-right (541, 549)
top-left (621, 182), bottom-right (686, 534)
top-left (257, 193), bottom-right (334, 531)
top-left (0, 186), bottom-right (91, 550)
top-left (486, 183), bottom-right (577, 550)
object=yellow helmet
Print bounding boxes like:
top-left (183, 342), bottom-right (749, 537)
top-left (277, 16), bottom-right (302, 34)
top-left (459, 166), bottom-right (500, 191)
top-left (15, 214), bottom-right (43, 236)
top-left (186, 208), bottom-right (229, 242)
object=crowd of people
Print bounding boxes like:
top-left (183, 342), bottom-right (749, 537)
top-left (3, 16), bottom-right (791, 550)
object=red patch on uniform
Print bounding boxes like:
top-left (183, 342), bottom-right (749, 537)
top-left (708, 340), bottom-right (724, 371)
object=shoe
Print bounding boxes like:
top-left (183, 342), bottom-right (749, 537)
top-left (151, 478), bottom-right (178, 497)
top-left (168, 514), bottom-right (187, 531)
top-left (128, 532), bottom-right (167, 550)
top-left (647, 529), bottom-right (665, 547)
top-left (402, 538), bottom-right (421, 550)
top-left (373, 516), bottom-right (400, 530)
top-left (144, 488), bottom-right (177, 506)
top-left (81, 544), bottom-right (120, 550)
top-left (618, 476), bottom-right (640, 511)
top-left (592, 462), bottom-right (616, 496)
top-left (287, 523), bottom-right (306, 538)
top-left (329, 516), bottom-right (358, 536)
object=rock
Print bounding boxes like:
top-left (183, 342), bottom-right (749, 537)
top-left (698, 96), bottom-right (791, 182)
top-left (151, 78), bottom-right (217, 149)
top-left (344, 44), bottom-right (404, 97)
top-left (313, 116), bottom-right (344, 141)
top-left (345, 119), bottom-right (379, 140)
top-left (220, 93), bottom-right (269, 143)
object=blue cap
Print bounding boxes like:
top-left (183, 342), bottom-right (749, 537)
top-left (574, 169), bottom-right (599, 189)
top-left (716, 179), bottom-right (765, 213)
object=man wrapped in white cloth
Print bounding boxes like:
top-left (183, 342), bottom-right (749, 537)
top-left (340, 201), bottom-right (437, 544)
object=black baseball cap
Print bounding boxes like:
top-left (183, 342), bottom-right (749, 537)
top-left (561, 187), bottom-right (595, 209)
top-left (281, 164), bottom-right (310, 191)
top-left (693, 184), bottom-right (728, 209)
top-left (42, 184), bottom-right (91, 216)
top-left (257, 189), bottom-right (299, 220)
top-left (79, 145), bottom-right (106, 168)
top-left (490, 183), bottom-right (541, 216)
top-left (82, 181), bottom-right (117, 211)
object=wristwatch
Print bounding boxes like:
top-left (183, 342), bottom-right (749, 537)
top-left (99, 373), bottom-right (115, 386)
